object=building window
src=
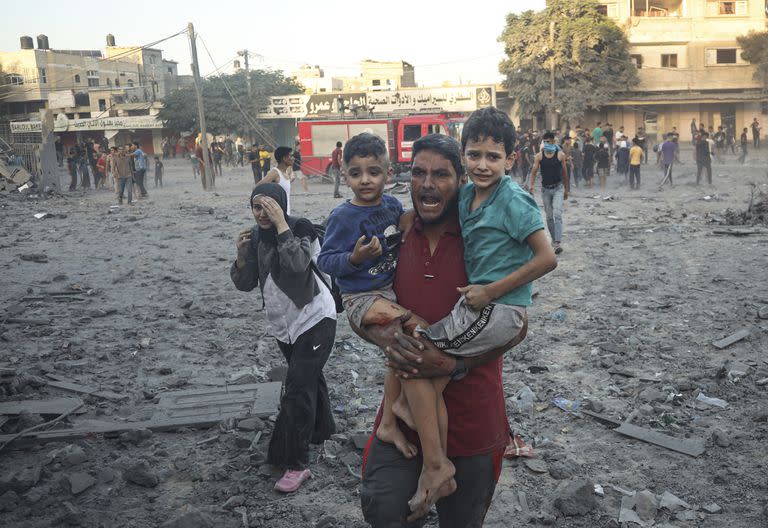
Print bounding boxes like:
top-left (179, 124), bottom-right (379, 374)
top-left (632, 0), bottom-right (683, 17)
top-left (74, 74), bottom-right (81, 83)
top-left (630, 54), bottom-right (644, 68)
top-left (597, 2), bottom-right (618, 16)
top-left (107, 78), bottom-right (112, 86)
top-left (98, 99), bottom-right (107, 111)
top-left (707, 0), bottom-right (748, 15)
top-left (661, 54), bottom-right (678, 68)
top-left (167, 67), bottom-right (173, 74)
top-left (372, 79), bottom-right (381, 86)
top-left (88, 78), bottom-right (99, 87)
top-left (127, 79), bottom-right (134, 87)
top-left (706, 48), bottom-right (741, 65)
top-left (38, 67), bottom-right (47, 83)
top-left (6, 74), bottom-right (24, 85)
top-left (149, 55), bottom-right (156, 64)
top-left (115, 79), bottom-right (120, 87)
top-left (716, 49), bottom-right (737, 64)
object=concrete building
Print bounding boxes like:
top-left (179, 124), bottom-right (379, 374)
top-left (292, 65), bottom-right (344, 94)
top-left (360, 59), bottom-right (416, 91)
top-left (0, 34), bottom-right (181, 153)
top-left (595, 0), bottom-right (766, 142)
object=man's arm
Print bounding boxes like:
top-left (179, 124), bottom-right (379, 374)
top-left (254, 168), bottom-right (279, 187)
top-left (559, 152), bottom-right (569, 198)
top-left (527, 153), bottom-right (542, 193)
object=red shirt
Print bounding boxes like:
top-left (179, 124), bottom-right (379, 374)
top-left (331, 147), bottom-right (342, 169)
top-left (372, 217), bottom-right (510, 457)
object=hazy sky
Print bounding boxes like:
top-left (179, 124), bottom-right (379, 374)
top-left (1, 0), bottom-right (545, 87)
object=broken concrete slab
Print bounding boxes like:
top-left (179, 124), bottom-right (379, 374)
top-left (619, 495), bottom-right (655, 527)
top-left (712, 328), bottom-right (751, 349)
top-left (0, 465), bottom-right (42, 493)
top-left (702, 502), bottom-right (722, 514)
top-left (659, 491), bottom-right (691, 512)
top-left (614, 423), bottom-right (706, 457)
top-left (552, 479), bottom-right (597, 516)
top-left (155, 382), bottom-right (281, 421)
top-left (0, 397), bottom-right (86, 416)
top-left (45, 377), bottom-right (127, 402)
top-left (124, 461), bottom-right (159, 488)
top-left (523, 458), bottom-right (549, 474)
top-left (66, 472), bottom-right (96, 495)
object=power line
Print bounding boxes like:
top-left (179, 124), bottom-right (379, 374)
top-left (197, 34), bottom-right (278, 148)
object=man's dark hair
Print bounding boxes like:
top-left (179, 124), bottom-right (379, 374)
top-left (542, 131), bottom-right (555, 140)
top-left (274, 146), bottom-right (293, 164)
top-left (412, 134), bottom-right (463, 179)
top-left (336, 141), bottom-right (342, 148)
top-left (461, 107), bottom-right (516, 155)
top-left (584, 136), bottom-right (593, 143)
top-left (343, 133), bottom-right (388, 164)
top-left (133, 141), bottom-right (140, 148)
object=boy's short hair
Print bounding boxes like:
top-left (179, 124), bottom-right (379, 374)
top-left (274, 146), bottom-right (292, 164)
top-left (336, 141), bottom-right (343, 148)
top-left (542, 131), bottom-right (555, 140)
top-left (412, 134), bottom-right (463, 179)
top-left (461, 107), bottom-right (516, 155)
top-left (343, 133), bottom-right (388, 165)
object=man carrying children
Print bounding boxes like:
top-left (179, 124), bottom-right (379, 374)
top-left (319, 107), bottom-right (556, 527)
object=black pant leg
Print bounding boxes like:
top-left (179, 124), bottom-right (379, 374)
top-left (268, 318), bottom-right (336, 469)
top-left (436, 452), bottom-right (498, 528)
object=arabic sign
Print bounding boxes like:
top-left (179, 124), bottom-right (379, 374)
top-left (10, 115), bottom-right (163, 134)
top-left (254, 86), bottom-right (496, 119)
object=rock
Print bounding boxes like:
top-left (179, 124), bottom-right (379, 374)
top-left (549, 460), bottom-right (577, 480)
top-left (340, 452), bottom-right (361, 467)
top-left (124, 461), bottom-right (160, 488)
top-left (222, 495), bottom-right (245, 510)
top-left (552, 479), bottom-right (597, 516)
top-left (97, 468), bottom-right (117, 483)
top-left (23, 486), bottom-right (46, 504)
top-left (634, 490), bottom-right (659, 521)
top-left (702, 502), bottom-right (722, 514)
top-left (638, 386), bottom-right (667, 403)
top-left (67, 472), bottom-right (96, 495)
top-left (658, 491), bottom-right (691, 512)
top-left (120, 428), bottom-right (153, 445)
top-left (712, 429), bottom-right (731, 447)
top-left (584, 399), bottom-right (606, 413)
top-left (249, 450), bottom-right (267, 466)
top-left (315, 515), bottom-right (339, 528)
top-left (59, 500), bottom-right (82, 526)
top-left (0, 490), bottom-right (19, 512)
top-left (237, 416), bottom-right (265, 432)
top-left (161, 505), bottom-right (214, 528)
top-left (233, 434), bottom-right (252, 449)
top-left (523, 458), bottom-right (549, 474)
top-left (61, 445), bottom-right (88, 467)
top-left (0, 465), bottom-right (42, 493)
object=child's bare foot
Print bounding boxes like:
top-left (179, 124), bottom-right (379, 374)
top-left (406, 460), bottom-right (457, 521)
top-left (376, 422), bottom-right (418, 459)
top-left (392, 393), bottom-right (415, 430)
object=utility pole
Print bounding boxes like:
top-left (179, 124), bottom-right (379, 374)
top-left (549, 19), bottom-right (557, 131)
top-left (188, 22), bottom-right (214, 189)
top-left (238, 50), bottom-right (253, 144)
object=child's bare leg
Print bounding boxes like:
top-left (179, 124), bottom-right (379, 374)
top-left (401, 378), bottom-right (456, 519)
top-left (390, 312), bottom-right (428, 430)
top-left (376, 369), bottom-right (417, 458)
top-left (360, 298), bottom-right (410, 326)
top-left (433, 376), bottom-right (450, 453)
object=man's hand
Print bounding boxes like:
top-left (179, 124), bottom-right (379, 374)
top-left (364, 321), bottom-right (425, 377)
top-left (235, 228), bottom-right (252, 268)
top-left (349, 235), bottom-right (382, 265)
top-left (387, 338), bottom-right (457, 379)
top-left (457, 284), bottom-right (493, 311)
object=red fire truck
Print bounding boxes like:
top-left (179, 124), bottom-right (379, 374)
top-left (297, 113), bottom-right (466, 177)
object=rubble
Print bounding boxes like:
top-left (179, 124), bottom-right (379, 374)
top-left (552, 479), bottom-right (597, 516)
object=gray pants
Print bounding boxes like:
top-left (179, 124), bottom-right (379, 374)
top-left (541, 184), bottom-right (564, 244)
top-left (343, 288), bottom-right (398, 329)
top-left (330, 166), bottom-right (342, 196)
top-left (420, 298), bottom-right (526, 357)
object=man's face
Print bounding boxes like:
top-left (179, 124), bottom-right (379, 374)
top-left (410, 149), bottom-right (461, 225)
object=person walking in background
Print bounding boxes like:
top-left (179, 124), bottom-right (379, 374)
top-left (628, 137), bottom-right (644, 190)
top-left (293, 141), bottom-right (308, 192)
top-left (695, 132), bottom-right (713, 185)
top-left (751, 117), bottom-right (761, 149)
top-left (249, 145), bottom-right (261, 185)
top-left (331, 141), bottom-right (343, 198)
top-left (739, 127), bottom-right (749, 164)
top-left (658, 134), bottom-right (677, 187)
top-left (131, 141), bottom-right (148, 198)
top-left (154, 156), bottom-right (164, 188)
top-left (255, 146), bottom-right (295, 215)
top-left (259, 146), bottom-right (272, 180)
top-left (529, 131), bottom-right (569, 254)
top-left (114, 146), bottom-right (133, 205)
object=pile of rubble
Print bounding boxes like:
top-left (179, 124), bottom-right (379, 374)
top-left (724, 183), bottom-right (768, 225)
top-left (0, 158), bottom-right (34, 194)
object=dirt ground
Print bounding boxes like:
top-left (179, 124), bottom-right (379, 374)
top-left (0, 150), bottom-right (767, 528)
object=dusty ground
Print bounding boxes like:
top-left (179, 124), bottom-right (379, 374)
top-left (0, 150), bottom-right (767, 528)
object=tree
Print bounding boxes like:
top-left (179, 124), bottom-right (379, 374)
top-left (157, 69), bottom-right (304, 140)
top-left (498, 0), bottom-right (638, 126)
top-left (736, 30), bottom-right (768, 90)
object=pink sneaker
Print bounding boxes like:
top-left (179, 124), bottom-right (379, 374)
top-left (274, 469), bottom-right (312, 493)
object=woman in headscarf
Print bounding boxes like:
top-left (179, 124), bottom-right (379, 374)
top-left (231, 183), bottom-right (337, 493)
